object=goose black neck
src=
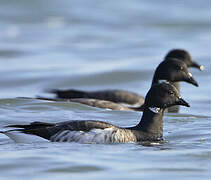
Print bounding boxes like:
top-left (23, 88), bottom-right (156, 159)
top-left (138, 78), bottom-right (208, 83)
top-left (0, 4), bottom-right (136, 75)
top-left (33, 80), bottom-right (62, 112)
top-left (151, 73), bottom-right (159, 86)
top-left (151, 73), bottom-right (169, 86)
top-left (151, 74), bottom-right (180, 94)
top-left (131, 107), bottom-right (164, 137)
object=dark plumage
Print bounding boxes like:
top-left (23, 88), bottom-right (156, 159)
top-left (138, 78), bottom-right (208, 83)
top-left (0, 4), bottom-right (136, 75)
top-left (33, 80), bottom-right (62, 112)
top-left (38, 57), bottom-right (198, 113)
top-left (49, 89), bottom-right (144, 106)
top-left (165, 49), bottom-right (204, 70)
top-left (34, 97), bottom-right (135, 111)
top-left (45, 49), bottom-right (201, 113)
top-left (1, 83), bottom-right (190, 143)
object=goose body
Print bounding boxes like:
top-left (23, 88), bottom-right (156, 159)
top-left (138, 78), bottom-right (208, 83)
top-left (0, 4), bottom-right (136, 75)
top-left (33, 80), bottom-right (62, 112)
top-left (35, 97), bottom-right (143, 111)
top-left (48, 49), bottom-right (202, 109)
top-left (50, 89), bottom-right (144, 106)
top-left (1, 83), bottom-right (190, 144)
top-left (39, 53), bottom-right (199, 112)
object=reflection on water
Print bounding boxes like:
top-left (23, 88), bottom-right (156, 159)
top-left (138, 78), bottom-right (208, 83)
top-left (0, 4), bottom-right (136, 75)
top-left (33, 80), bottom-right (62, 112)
top-left (0, 0), bottom-right (211, 179)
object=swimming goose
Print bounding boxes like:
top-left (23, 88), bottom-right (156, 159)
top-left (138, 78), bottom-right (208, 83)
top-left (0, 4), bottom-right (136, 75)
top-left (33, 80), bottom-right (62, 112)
top-left (165, 49), bottom-right (203, 112)
top-left (38, 58), bottom-right (198, 112)
top-left (165, 49), bottom-right (204, 71)
top-left (0, 82), bottom-right (190, 143)
top-left (48, 49), bottom-right (202, 107)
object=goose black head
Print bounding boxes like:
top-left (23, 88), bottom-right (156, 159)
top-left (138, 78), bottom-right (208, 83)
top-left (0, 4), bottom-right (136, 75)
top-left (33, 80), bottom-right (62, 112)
top-left (153, 58), bottom-right (199, 87)
top-left (145, 82), bottom-right (190, 109)
top-left (165, 49), bottom-right (204, 71)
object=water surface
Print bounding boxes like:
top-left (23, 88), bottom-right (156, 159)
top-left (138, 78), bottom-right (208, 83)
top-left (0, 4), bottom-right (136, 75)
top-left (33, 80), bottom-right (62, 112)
top-left (0, 0), bottom-right (211, 179)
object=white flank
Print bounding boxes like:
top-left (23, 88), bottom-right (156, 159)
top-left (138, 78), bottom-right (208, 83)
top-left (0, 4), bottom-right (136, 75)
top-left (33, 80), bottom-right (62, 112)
top-left (3, 131), bottom-right (49, 143)
top-left (50, 128), bottom-right (124, 143)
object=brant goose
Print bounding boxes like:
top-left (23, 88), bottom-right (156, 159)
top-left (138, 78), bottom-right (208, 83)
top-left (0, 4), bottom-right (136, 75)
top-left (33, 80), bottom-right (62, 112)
top-left (0, 83), bottom-right (190, 143)
top-left (39, 58), bottom-right (198, 112)
top-left (48, 49), bottom-right (202, 107)
top-left (165, 49), bottom-right (204, 71)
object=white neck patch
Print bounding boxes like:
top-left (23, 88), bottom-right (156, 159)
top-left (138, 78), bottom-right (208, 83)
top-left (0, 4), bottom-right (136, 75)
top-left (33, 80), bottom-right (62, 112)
top-left (158, 79), bottom-right (168, 84)
top-left (149, 107), bottom-right (161, 113)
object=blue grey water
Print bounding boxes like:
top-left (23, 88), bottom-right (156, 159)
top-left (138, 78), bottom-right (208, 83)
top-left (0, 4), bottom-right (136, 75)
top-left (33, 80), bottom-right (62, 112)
top-left (0, 0), bottom-right (211, 179)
